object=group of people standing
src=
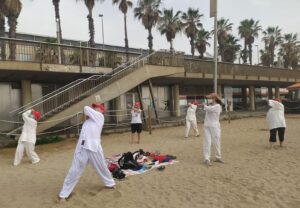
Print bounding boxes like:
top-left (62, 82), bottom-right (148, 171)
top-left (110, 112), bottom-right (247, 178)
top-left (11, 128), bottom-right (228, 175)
top-left (12, 91), bottom-right (287, 202)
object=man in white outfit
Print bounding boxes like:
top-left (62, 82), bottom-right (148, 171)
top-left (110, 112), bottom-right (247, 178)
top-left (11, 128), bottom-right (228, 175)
top-left (202, 93), bottom-right (223, 166)
top-left (266, 98), bottom-right (286, 148)
top-left (184, 101), bottom-right (200, 138)
top-left (58, 103), bottom-right (115, 201)
top-left (14, 109), bottom-right (41, 166)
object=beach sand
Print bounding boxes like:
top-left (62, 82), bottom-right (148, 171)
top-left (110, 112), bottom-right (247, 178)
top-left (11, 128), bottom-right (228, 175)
top-left (0, 116), bottom-right (300, 208)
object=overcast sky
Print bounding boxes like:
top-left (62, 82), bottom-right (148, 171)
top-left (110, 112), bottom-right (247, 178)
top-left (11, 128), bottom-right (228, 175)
top-left (15, 0), bottom-right (300, 64)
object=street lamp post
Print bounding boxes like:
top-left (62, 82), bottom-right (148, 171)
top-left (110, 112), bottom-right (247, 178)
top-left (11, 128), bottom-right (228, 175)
top-left (56, 18), bottom-right (62, 64)
top-left (210, 0), bottom-right (218, 93)
top-left (99, 14), bottom-right (105, 49)
top-left (255, 45), bottom-right (259, 65)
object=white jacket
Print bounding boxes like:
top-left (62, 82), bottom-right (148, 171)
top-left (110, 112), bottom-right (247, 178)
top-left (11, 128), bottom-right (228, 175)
top-left (76, 106), bottom-right (104, 153)
top-left (19, 110), bottom-right (37, 144)
top-left (266, 100), bottom-right (286, 130)
top-left (186, 104), bottom-right (197, 121)
top-left (204, 104), bottom-right (222, 128)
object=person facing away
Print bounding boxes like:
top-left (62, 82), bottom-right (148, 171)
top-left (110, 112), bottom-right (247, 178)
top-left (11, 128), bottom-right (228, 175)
top-left (266, 98), bottom-right (286, 148)
top-left (58, 103), bottom-right (115, 202)
top-left (184, 101), bottom-right (200, 138)
top-left (202, 93), bottom-right (223, 166)
top-left (13, 109), bottom-right (41, 166)
top-left (128, 102), bottom-right (142, 144)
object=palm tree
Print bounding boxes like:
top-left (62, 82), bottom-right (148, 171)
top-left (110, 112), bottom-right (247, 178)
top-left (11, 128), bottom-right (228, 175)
top-left (112, 0), bottom-right (133, 60)
top-left (279, 33), bottom-right (300, 69)
top-left (134, 0), bottom-right (161, 52)
top-left (262, 26), bottom-right (282, 66)
top-left (77, 0), bottom-right (104, 48)
top-left (6, 0), bottom-right (22, 60)
top-left (195, 29), bottom-right (210, 58)
top-left (157, 8), bottom-right (182, 52)
top-left (217, 18), bottom-right (233, 61)
top-left (181, 8), bottom-right (203, 57)
top-left (52, 0), bottom-right (63, 41)
top-left (238, 19), bottom-right (261, 65)
top-left (0, 12), bottom-right (6, 60)
top-left (260, 49), bottom-right (272, 66)
top-left (223, 34), bottom-right (241, 63)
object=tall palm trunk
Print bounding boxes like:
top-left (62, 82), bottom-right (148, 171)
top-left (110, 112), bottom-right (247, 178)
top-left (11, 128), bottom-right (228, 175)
top-left (147, 27), bottom-right (153, 52)
top-left (219, 44), bottom-right (224, 61)
top-left (170, 39), bottom-right (174, 52)
top-left (242, 40), bottom-right (247, 64)
top-left (53, 0), bottom-right (62, 41)
top-left (190, 36), bottom-right (195, 57)
top-left (248, 43), bottom-right (252, 65)
top-left (87, 14), bottom-right (95, 48)
top-left (7, 14), bottom-right (18, 60)
top-left (0, 14), bottom-right (6, 60)
top-left (124, 13), bottom-right (129, 61)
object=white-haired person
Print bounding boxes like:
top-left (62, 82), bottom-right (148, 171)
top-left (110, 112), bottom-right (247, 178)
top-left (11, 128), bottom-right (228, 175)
top-left (13, 109), bottom-right (41, 166)
top-left (184, 100), bottom-right (200, 138)
top-left (266, 98), bottom-right (286, 148)
top-left (202, 93), bottom-right (223, 166)
top-left (58, 103), bottom-right (115, 202)
top-left (128, 102), bottom-right (142, 144)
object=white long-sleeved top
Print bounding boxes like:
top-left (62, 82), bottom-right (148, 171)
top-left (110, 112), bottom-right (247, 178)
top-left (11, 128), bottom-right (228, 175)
top-left (131, 109), bottom-right (142, 124)
top-left (203, 104), bottom-right (222, 128)
top-left (266, 100), bottom-right (286, 130)
top-left (186, 104), bottom-right (197, 120)
top-left (19, 110), bottom-right (38, 144)
top-left (75, 106), bottom-right (104, 153)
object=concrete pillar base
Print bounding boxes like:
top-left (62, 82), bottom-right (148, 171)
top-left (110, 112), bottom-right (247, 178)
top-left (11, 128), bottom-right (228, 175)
top-left (171, 85), bottom-right (180, 117)
top-left (268, 87), bottom-right (273, 99)
top-left (21, 80), bottom-right (32, 105)
top-left (275, 86), bottom-right (280, 98)
top-left (249, 86), bottom-right (255, 111)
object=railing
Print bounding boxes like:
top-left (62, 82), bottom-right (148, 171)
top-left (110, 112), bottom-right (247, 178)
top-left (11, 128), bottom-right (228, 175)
top-left (0, 37), bottom-right (141, 67)
top-left (9, 53), bottom-right (145, 116)
top-left (14, 52), bottom-right (154, 119)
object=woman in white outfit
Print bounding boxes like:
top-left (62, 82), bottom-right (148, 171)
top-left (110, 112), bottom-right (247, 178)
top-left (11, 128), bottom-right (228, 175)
top-left (184, 101), bottom-right (200, 138)
top-left (202, 93), bottom-right (223, 166)
top-left (266, 98), bottom-right (286, 148)
top-left (58, 103), bottom-right (115, 201)
top-left (14, 109), bottom-right (41, 166)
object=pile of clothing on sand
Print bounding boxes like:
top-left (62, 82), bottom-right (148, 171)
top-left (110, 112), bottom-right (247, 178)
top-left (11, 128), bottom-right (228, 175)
top-left (106, 149), bottom-right (177, 179)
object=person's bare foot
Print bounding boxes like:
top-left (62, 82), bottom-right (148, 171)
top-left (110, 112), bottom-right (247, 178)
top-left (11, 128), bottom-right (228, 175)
top-left (214, 158), bottom-right (224, 164)
top-left (204, 160), bottom-right (212, 167)
top-left (57, 196), bottom-right (67, 203)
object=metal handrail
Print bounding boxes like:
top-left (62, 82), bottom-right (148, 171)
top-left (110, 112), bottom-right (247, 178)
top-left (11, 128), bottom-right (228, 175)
top-left (16, 53), bottom-right (150, 116)
top-left (11, 53), bottom-right (145, 116)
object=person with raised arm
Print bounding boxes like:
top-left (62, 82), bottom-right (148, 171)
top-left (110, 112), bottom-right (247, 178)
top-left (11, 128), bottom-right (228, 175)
top-left (202, 93), bottom-right (223, 166)
top-left (13, 109), bottom-right (41, 166)
top-left (128, 102), bottom-right (143, 144)
top-left (58, 103), bottom-right (115, 202)
top-left (184, 101), bottom-right (200, 138)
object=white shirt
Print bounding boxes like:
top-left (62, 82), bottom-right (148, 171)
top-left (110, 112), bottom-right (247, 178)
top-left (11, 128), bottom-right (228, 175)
top-left (19, 110), bottom-right (37, 144)
top-left (266, 100), bottom-right (286, 130)
top-left (204, 104), bottom-right (222, 128)
top-left (186, 104), bottom-right (197, 120)
top-left (131, 109), bottom-right (142, 124)
top-left (76, 106), bottom-right (104, 153)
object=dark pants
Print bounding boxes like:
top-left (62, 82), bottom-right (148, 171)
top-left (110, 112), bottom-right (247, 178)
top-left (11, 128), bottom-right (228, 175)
top-left (269, 127), bottom-right (285, 143)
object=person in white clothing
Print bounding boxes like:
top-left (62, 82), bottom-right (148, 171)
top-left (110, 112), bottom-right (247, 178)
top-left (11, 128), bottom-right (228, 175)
top-left (266, 98), bottom-right (286, 148)
top-left (202, 93), bottom-right (223, 166)
top-left (128, 102), bottom-right (142, 144)
top-left (58, 103), bottom-right (115, 201)
top-left (13, 109), bottom-right (41, 166)
top-left (184, 101), bottom-right (200, 138)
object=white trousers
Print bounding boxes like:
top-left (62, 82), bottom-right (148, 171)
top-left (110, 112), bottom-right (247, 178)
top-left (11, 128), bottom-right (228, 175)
top-left (59, 148), bottom-right (116, 198)
top-left (14, 141), bottom-right (40, 166)
top-left (203, 126), bottom-right (221, 161)
top-left (185, 119), bottom-right (199, 137)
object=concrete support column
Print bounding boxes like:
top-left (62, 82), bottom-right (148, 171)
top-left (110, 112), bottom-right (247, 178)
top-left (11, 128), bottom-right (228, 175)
top-left (249, 86), bottom-right (255, 111)
top-left (114, 95), bottom-right (125, 123)
top-left (275, 86), bottom-right (280, 98)
top-left (217, 85), bottom-right (222, 98)
top-left (295, 90), bottom-right (299, 100)
top-left (171, 85), bottom-right (180, 117)
top-left (241, 87), bottom-right (247, 107)
top-left (268, 87), bottom-right (273, 99)
top-left (21, 80), bottom-right (32, 105)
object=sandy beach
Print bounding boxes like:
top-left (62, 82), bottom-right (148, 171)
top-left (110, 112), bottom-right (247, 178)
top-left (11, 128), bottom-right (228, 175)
top-left (0, 116), bottom-right (300, 208)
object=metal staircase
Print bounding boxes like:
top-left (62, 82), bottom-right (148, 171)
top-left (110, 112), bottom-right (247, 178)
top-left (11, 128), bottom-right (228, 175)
top-left (8, 50), bottom-right (185, 135)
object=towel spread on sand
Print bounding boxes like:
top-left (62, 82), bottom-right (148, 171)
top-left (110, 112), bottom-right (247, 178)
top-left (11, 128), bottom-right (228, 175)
top-left (106, 154), bottom-right (178, 177)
